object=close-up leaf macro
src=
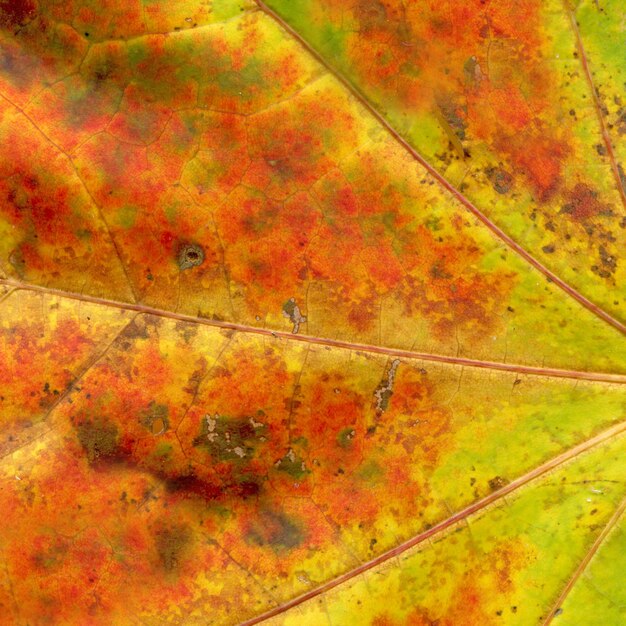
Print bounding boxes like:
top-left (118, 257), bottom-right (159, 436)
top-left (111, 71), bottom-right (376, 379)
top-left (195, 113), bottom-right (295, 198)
top-left (0, 0), bottom-right (625, 624)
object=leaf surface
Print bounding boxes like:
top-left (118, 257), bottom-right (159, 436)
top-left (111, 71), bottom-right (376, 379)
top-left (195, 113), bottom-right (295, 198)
top-left (0, 1), bottom-right (624, 624)
top-left (263, 0), bottom-right (626, 323)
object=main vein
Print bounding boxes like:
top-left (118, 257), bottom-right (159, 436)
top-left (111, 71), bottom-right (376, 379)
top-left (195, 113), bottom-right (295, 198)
top-left (2, 278), bottom-right (625, 384)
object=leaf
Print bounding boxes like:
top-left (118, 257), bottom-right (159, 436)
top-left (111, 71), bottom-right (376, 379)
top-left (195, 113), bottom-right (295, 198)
top-left (0, 1), bottom-right (624, 625)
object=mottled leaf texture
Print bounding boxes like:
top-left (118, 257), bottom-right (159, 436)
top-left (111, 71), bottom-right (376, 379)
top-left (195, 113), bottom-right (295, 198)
top-left (0, 1), bottom-right (624, 625)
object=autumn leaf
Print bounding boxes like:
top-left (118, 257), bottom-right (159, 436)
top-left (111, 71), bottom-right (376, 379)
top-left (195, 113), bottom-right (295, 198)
top-left (0, 0), bottom-right (625, 625)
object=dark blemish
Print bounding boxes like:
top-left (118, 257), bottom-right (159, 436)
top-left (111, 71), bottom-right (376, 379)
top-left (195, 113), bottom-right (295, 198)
top-left (32, 539), bottom-right (67, 571)
top-left (542, 244), bottom-right (556, 254)
top-left (425, 216), bottom-right (443, 231)
top-left (464, 56), bottom-right (484, 87)
top-left (274, 448), bottom-right (309, 480)
top-left (436, 97), bottom-right (467, 141)
top-left (178, 243), bottom-right (204, 270)
top-left (163, 473), bottom-right (223, 501)
top-left (430, 259), bottom-right (452, 279)
top-left (337, 428), bottom-right (356, 449)
top-left (488, 476), bottom-right (508, 491)
top-left (139, 401), bottom-right (170, 435)
top-left (282, 297), bottom-right (307, 334)
top-left (597, 245), bottom-right (617, 276)
top-left (545, 221), bottom-right (556, 232)
top-left (8, 247), bottom-right (26, 277)
top-left (555, 608), bottom-right (563, 617)
top-left (487, 167), bottom-right (513, 194)
top-left (618, 165), bottom-right (626, 191)
top-left (237, 480), bottom-right (261, 499)
top-left (596, 144), bottom-right (607, 156)
top-left (247, 511), bottom-right (304, 551)
top-left (355, 0), bottom-right (387, 26)
top-left (618, 110), bottom-right (626, 136)
top-left (75, 418), bottom-right (120, 464)
top-left (92, 60), bottom-right (116, 82)
top-left (154, 523), bottom-right (191, 571)
top-left (120, 318), bottom-right (150, 340)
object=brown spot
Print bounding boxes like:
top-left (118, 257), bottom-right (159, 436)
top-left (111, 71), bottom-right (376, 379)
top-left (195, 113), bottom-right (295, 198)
top-left (487, 167), bottom-right (513, 194)
top-left (488, 476), bottom-right (508, 491)
top-left (154, 523), bottom-right (191, 571)
top-left (593, 244), bottom-right (617, 278)
top-left (75, 418), bottom-right (120, 464)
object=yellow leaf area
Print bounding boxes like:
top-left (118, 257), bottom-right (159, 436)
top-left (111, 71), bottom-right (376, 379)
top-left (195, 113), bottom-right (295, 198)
top-left (265, 434), bottom-right (626, 626)
top-left (1, 288), bottom-right (625, 625)
top-left (0, 0), bottom-right (624, 371)
top-left (575, 0), bottom-right (626, 209)
top-left (0, 1), bottom-right (625, 625)
top-left (263, 0), bottom-right (626, 324)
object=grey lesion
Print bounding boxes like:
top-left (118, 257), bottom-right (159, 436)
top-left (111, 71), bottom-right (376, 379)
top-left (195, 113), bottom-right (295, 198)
top-left (177, 243), bottom-right (204, 270)
top-left (193, 412), bottom-right (267, 462)
top-left (274, 448), bottom-right (309, 480)
top-left (374, 359), bottom-right (401, 415)
top-left (282, 297), bottom-right (306, 334)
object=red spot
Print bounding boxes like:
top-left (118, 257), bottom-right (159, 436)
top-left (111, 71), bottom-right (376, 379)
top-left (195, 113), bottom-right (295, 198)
top-left (513, 134), bottom-right (568, 201)
top-left (164, 474), bottom-right (223, 501)
top-left (160, 231), bottom-right (175, 247)
top-left (562, 183), bottom-right (612, 221)
top-left (0, 0), bottom-right (37, 28)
